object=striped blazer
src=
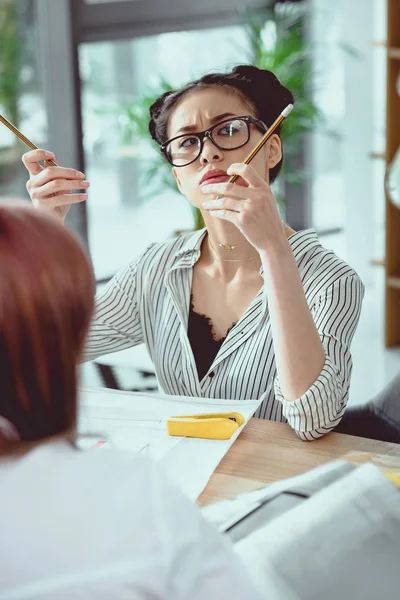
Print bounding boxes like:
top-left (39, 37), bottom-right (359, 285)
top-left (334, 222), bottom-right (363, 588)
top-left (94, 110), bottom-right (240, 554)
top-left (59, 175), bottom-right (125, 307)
top-left (85, 228), bottom-right (364, 440)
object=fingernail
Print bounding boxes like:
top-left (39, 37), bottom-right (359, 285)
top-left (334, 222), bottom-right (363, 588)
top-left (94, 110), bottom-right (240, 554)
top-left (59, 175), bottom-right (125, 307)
top-left (201, 185), bottom-right (212, 192)
top-left (76, 171), bottom-right (85, 178)
top-left (44, 151), bottom-right (54, 158)
top-left (202, 202), bottom-right (211, 208)
top-left (81, 181), bottom-right (90, 188)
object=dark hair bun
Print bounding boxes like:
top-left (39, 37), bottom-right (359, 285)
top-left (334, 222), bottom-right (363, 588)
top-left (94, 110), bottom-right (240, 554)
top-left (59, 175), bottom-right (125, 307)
top-left (149, 90), bottom-right (175, 142)
top-left (227, 64), bottom-right (294, 120)
top-left (231, 64), bottom-right (282, 86)
top-left (148, 64), bottom-right (294, 183)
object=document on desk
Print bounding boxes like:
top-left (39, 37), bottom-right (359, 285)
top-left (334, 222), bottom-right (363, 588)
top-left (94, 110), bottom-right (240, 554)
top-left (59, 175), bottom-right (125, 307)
top-left (78, 387), bottom-right (262, 500)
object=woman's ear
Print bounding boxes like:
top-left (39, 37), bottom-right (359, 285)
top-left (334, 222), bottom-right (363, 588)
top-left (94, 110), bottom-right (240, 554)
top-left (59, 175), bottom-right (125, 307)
top-left (172, 167), bottom-right (183, 194)
top-left (267, 134), bottom-right (282, 170)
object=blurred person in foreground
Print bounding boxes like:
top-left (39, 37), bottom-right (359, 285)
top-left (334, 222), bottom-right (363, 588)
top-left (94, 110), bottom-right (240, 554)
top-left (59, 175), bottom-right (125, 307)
top-left (0, 203), bottom-right (259, 600)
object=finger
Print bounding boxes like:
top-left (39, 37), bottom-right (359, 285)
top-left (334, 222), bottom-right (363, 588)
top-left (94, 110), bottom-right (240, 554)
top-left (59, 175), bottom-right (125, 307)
top-left (201, 182), bottom-right (256, 200)
top-left (22, 149), bottom-right (56, 176)
top-left (32, 193), bottom-right (88, 210)
top-left (202, 197), bottom-right (242, 212)
top-left (227, 163), bottom-right (266, 188)
top-left (31, 166), bottom-right (85, 187)
top-left (207, 209), bottom-right (238, 225)
top-left (33, 178), bottom-right (90, 199)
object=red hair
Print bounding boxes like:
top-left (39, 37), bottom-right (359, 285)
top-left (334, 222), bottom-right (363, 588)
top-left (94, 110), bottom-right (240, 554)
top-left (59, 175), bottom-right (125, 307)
top-left (0, 203), bottom-right (94, 443)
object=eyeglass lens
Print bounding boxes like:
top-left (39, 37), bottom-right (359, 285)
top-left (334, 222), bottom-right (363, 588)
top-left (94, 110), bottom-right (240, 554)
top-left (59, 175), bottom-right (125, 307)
top-left (166, 118), bottom-right (250, 166)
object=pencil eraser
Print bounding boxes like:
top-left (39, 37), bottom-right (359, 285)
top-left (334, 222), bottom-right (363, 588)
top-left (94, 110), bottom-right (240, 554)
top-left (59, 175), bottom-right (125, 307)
top-left (281, 104), bottom-right (294, 118)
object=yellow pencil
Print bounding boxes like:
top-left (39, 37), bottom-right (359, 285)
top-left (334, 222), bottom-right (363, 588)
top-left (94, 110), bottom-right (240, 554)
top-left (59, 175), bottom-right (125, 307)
top-left (0, 113), bottom-right (58, 167)
top-left (229, 104), bottom-right (293, 184)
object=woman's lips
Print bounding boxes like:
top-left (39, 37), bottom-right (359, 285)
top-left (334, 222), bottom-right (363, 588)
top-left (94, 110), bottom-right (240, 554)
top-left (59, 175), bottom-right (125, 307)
top-left (200, 174), bottom-right (248, 187)
top-left (200, 174), bottom-right (230, 186)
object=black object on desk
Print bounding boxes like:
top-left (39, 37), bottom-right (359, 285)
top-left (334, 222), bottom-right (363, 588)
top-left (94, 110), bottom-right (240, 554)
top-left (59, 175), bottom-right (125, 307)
top-left (335, 373), bottom-right (400, 444)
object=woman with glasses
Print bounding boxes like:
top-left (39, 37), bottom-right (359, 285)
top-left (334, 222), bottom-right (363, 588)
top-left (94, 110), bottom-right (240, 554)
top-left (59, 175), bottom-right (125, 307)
top-left (22, 65), bottom-right (364, 440)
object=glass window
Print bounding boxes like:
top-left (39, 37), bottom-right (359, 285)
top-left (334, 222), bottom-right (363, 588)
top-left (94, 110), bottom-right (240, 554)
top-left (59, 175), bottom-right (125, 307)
top-left (85, 0), bottom-right (136, 3)
top-left (79, 26), bottom-right (250, 280)
top-left (0, 0), bottom-right (48, 201)
top-left (309, 8), bottom-right (346, 234)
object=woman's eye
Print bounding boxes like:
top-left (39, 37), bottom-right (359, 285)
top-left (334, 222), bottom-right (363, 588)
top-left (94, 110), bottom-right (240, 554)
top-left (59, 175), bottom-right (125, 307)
top-left (218, 122), bottom-right (241, 136)
top-left (180, 136), bottom-right (198, 148)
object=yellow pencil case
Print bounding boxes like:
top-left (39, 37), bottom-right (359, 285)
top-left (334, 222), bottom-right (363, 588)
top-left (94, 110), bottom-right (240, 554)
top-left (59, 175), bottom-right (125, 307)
top-left (385, 471), bottom-right (400, 488)
top-left (166, 412), bottom-right (245, 440)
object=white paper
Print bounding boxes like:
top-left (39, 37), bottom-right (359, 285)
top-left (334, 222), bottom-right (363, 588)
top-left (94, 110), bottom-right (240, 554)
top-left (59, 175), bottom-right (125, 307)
top-left (78, 387), bottom-right (263, 500)
top-left (201, 460), bottom-right (355, 531)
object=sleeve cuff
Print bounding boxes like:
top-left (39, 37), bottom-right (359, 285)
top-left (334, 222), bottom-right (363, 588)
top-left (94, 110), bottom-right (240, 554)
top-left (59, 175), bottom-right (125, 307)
top-left (274, 355), bottom-right (347, 438)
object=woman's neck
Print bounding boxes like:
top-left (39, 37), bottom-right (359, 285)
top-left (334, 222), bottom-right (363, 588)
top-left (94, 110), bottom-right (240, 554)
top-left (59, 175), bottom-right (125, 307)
top-left (202, 213), bottom-right (257, 261)
top-left (200, 211), bottom-right (295, 277)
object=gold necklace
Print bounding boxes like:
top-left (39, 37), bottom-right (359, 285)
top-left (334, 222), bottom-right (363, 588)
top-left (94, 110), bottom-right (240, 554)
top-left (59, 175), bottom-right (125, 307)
top-left (209, 241), bottom-right (259, 263)
top-left (215, 239), bottom-right (247, 252)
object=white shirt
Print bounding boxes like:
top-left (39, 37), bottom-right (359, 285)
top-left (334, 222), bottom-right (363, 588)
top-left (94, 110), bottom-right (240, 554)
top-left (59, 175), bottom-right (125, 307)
top-left (0, 441), bottom-right (259, 599)
top-left (84, 228), bottom-right (364, 440)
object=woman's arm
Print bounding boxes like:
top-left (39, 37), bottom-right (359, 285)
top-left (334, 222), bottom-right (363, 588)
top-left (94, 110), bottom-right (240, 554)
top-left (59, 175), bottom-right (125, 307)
top-left (83, 244), bottom-right (156, 362)
top-left (201, 163), bottom-right (364, 439)
top-left (260, 239), bottom-right (326, 402)
top-left (266, 251), bottom-right (364, 440)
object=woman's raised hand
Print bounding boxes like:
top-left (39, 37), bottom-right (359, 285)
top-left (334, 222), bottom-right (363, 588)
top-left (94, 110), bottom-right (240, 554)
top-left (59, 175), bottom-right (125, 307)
top-left (201, 163), bottom-right (286, 253)
top-left (22, 149), bottom-right (90, 222)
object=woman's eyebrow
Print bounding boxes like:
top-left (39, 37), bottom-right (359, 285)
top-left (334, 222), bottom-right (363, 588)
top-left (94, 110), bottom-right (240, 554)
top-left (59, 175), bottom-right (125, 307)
top-left (175, 113), bottom-right (236, 135)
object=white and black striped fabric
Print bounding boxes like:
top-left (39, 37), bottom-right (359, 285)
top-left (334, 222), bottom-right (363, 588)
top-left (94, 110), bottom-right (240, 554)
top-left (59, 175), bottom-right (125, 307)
top-left (84, 229), bottom-right (364, 440)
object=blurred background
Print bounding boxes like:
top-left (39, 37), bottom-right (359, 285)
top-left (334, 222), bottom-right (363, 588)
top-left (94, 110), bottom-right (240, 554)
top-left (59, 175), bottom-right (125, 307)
top-left (1, 0), bottom-right (399, 403)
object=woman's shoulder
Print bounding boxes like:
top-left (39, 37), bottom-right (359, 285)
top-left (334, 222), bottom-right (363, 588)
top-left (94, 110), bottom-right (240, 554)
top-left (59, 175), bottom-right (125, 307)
top-left (2, 441), bottom-right (197, 532)
top-left (130, 228), bottom-right (206, 273)
top-left (290, 228), bottom-right (364, 292)
top-left (0, 441), bottom-right (258, 599)
top-left (0, 442), bottom-right (213, 594)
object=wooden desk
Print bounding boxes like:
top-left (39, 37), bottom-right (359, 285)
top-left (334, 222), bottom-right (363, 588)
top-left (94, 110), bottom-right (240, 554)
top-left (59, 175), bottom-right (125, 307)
top-left (198, 418), bottom-right (400, 505)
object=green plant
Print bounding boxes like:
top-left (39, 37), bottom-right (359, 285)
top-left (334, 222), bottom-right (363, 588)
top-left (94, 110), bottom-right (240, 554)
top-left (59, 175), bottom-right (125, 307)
top-left (119, 80), bottom-right (179, 196)
top-left (0, 0), bottom-right (22, 186)
top-left (116, 4), bottom-right (321, 229)
top-left (0, 0), bottom-right (19, 126)
top-left (115, 78), bottom-right (205, 230)
top-left (244, 4), bottom-right (321, 187)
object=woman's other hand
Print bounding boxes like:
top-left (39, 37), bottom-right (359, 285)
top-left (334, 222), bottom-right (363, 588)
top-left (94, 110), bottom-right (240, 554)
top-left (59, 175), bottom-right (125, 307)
top-left (22, 149), bottom-right (89, 223)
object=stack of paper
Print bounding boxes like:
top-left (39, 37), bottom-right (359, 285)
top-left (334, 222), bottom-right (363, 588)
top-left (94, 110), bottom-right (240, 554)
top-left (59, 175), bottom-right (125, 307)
top-left (78, 387), bottom-right (262, 500)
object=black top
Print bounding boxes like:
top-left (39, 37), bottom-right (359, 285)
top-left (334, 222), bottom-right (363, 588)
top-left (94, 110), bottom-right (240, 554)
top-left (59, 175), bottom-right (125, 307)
top-left (187, 294), bottom-right (237, 381)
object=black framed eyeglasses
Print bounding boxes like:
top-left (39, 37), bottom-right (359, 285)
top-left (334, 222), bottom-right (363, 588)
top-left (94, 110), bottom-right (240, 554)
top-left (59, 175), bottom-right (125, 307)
top-left (161, 115), bottom-right (268, 167)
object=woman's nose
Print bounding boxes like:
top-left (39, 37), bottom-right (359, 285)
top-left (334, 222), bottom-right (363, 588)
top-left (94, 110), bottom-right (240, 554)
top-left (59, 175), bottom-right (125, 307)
top-left (200, 137), bottom-right (223, 165)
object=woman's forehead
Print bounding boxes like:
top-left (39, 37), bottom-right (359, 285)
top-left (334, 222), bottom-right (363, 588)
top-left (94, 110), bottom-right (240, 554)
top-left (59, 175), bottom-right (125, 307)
top-left (168, 87), bottom-right (254, 137)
